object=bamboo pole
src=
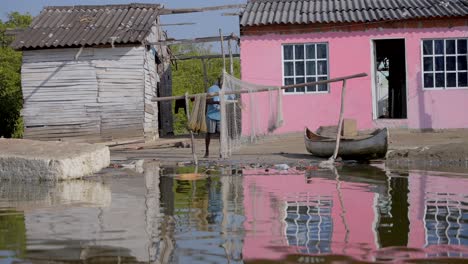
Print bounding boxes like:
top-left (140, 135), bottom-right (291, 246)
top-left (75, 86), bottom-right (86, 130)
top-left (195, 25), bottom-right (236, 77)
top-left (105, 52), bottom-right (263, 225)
top-left (228, 39), bottom-right (234, 75)
top-left (201, 58), bottom-right (209, 91)
top-left (152, 72), bottom-right (367, 102)
top-left (331, 80), bottom-right (347, 161)
top-left (219, 29), bottom-right (226, 72)
top-left (185, 92), bottom-right (198, 165)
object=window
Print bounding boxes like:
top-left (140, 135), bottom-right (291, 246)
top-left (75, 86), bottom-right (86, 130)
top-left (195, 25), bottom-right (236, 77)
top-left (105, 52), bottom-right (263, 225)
top-left (422, 38), bottom-right (468, 89)
top-left (283, 43), bottom-right (329, 94)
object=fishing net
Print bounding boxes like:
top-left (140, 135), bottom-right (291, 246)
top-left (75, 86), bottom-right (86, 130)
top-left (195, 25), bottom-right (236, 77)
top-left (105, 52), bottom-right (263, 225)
top-left (220, 70), bottom-right (284, 158)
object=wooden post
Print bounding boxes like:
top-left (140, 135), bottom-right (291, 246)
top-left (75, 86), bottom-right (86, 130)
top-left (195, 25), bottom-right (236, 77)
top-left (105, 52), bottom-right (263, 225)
top-left (219, 29), bottom-right (226, 72)
top-left (185, 93), bottom-right (198, 165)
top-left (331, 80), bottom-right (347, 161)
top-left (201, 58), bottom-right (209, 91)
top-left (228, 39), bottom-right (234, 75)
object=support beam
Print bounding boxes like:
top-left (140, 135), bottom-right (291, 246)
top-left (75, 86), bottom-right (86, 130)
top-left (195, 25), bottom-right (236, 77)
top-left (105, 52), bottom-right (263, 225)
top-left (148, 34), bottom-right (239, 46)
top-left (160, 4), bottom-right (245, 15)
top-left (159, 22), bottom-right (196, 26)
top-left (174, 54), bottom-right (240, 61)
top-left (152, 73), bottom-right (367, 102)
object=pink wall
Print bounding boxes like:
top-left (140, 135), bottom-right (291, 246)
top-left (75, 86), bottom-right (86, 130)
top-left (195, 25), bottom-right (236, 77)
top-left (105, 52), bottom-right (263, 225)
top-left (240, 25), bottom-right (468, 134)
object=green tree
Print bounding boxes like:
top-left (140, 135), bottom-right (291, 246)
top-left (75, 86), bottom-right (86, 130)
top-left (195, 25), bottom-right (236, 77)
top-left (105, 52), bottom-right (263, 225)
top-left (0, 12), bottom-right (32, 138)
top-left (171, 43), bottom-right (240, 134)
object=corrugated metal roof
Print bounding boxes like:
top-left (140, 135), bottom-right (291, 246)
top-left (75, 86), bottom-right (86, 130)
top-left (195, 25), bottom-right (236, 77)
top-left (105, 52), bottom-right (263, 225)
top-left (12, 3), bottom-right (162, 49)
top-left (240, 0), bottom-right (468, 26)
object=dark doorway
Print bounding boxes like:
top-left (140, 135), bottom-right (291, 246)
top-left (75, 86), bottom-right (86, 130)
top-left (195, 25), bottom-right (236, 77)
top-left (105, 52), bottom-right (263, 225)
top-left (373, 39), bottom-right (407, 119)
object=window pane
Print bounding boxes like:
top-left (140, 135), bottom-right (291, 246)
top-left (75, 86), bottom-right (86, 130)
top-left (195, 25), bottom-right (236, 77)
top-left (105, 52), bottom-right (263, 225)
top-left (317, 44), bottom-right (327, 59)
top-left (295, 61), bottom-right (305, 76)
top-left (423, 57), bottom-right (433, 71)
top-left (317, 61), bottom-right (328, 75)
top-left (446, 73), bottom-right (456, 87)
top-left (435, 72), bottom-right (445, 87)
top-left (306, 61), bottom-right (316, 75)
top-left (306, 77), bottom-right (316, 92)
top-left (285, 77), bottom-right (294, 85)
top-left (295, 45), bottom-right (304, 60)
top-left (446, 40), bottom-right (456, 54)
top-left (434, 40), bottom-right (444, 54)
top-left (458, 72), bottom-right (467, 87)
top-left (296, 77), bottom-right (305, 92)
top-left (424, 73), bottom-right (434, 88)
top-left (284, 62), bottom-right (294, 76)
top-left (435, 56), bottom-right (444, 71)
top-left (306, 44), bottom-right (315, 59)
top-left (318, 77), bottom-right (328, 91)
top-left (284, 77), bottom-right (294, 93)
top-left (423, 40), bottom-right (433, 55)
top-left (446, 56), bottom-right (456, 71)
top-left (458, 55), bottom-right (467, 70)
top-left (283, 45), bottom-right (293, 60)
top-left (458, 39), bottom-right (467, 54)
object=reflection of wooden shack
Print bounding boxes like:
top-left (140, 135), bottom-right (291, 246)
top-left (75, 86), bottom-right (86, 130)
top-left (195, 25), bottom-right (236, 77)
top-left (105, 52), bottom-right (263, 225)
top-left (12, 4), bottom-right (173, 142)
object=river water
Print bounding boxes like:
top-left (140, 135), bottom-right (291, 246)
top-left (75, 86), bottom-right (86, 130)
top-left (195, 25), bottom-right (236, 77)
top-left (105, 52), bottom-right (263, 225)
top-left (1, 163), bottom-right (468, 263)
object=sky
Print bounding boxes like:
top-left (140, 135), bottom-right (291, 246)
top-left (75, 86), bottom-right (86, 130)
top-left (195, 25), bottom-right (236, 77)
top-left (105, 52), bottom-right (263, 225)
top-left (0, 0), bottom-right (244, 41)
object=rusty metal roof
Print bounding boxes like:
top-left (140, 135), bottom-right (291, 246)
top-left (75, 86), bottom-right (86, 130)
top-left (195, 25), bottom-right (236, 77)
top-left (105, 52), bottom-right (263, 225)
top-left (12, 3), bottom-right (162, 49)
top-left (240, 0), bottom-right (468, 26)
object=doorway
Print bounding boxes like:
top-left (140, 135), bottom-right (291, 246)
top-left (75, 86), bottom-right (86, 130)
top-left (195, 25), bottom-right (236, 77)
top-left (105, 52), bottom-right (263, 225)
top-left (373, 39), bottom-right (407, 119)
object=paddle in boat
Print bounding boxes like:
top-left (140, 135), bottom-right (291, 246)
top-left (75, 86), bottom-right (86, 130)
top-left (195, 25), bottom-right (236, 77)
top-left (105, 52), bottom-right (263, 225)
top-left (304, 127), bottom-right (389, 160)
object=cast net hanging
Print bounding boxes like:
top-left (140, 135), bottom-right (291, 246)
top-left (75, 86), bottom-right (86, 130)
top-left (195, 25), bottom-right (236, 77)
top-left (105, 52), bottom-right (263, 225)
top-left (220, 70), bottom-right (284, 158)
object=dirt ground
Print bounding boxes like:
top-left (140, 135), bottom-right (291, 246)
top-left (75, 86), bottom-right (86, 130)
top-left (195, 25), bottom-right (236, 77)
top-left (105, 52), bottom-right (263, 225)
top-left (110, 129), bottom-right (468, 172)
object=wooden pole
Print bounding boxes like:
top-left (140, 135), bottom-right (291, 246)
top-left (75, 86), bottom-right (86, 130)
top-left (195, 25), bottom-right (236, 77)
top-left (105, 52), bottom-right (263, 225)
top-left (185, 93), bottom-right (198, 165)
top-left (219, 29), bottom-right (226, 72)
top-left (228, 39), bottom-right (234, 75)
top-left (201, 58), bottom-right (209, 91)
top-left (331, 80), bottom-right (347, 161)
top-left (152, 73), bottom-right (367, 102)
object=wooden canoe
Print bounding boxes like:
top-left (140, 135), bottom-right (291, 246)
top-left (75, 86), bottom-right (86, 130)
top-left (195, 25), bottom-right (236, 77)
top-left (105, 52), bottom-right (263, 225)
top-left (304, 127), bottom-right (388, 160)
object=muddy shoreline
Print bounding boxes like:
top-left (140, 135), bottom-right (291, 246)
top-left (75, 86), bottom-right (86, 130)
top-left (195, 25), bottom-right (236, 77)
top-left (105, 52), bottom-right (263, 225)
top-left (109, 129), bottom-right (468, 173)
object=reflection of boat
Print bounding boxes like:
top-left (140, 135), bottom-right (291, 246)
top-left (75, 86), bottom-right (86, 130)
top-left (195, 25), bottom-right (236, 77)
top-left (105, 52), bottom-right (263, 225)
top-left (304, 127), bottom-right (389, 160)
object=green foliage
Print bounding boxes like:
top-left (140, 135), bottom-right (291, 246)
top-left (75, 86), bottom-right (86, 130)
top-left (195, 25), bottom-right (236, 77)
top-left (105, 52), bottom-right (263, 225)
top-left (171, 44), bottom-right (240, 134)
top-left (0, 12), bottom-right (32, 138)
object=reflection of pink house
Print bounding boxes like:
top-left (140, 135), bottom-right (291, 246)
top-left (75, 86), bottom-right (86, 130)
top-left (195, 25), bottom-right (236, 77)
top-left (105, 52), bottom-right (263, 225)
top-left (239, 0), bottom-right (468, 133)
top-left (242, 169), bottom-right (468, 261)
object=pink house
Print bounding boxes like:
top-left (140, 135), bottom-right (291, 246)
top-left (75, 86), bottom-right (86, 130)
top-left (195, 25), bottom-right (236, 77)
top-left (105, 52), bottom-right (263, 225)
top-left (239, 0), bottom-right (468, 133)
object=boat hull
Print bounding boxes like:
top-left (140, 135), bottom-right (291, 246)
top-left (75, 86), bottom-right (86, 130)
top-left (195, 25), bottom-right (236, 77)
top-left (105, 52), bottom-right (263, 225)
top-left (304, 127), bottom-right (388, 160)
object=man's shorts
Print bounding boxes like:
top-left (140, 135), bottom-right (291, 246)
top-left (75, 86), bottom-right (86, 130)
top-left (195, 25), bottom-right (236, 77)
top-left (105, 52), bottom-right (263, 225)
top-left (206, 117), bottom-right (220, 134)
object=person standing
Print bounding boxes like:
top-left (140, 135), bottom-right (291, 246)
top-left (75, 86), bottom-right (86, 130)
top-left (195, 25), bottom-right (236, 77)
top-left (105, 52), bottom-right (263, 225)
top-left (204, 77), bottom-right (222, 158)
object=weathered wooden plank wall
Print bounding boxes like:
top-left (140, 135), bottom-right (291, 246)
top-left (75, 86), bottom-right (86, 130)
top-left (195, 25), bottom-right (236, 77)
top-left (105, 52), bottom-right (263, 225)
top-left (21, 46), bottom-right (145, 142)
top-left (143, 24), bottom-right (161, 141)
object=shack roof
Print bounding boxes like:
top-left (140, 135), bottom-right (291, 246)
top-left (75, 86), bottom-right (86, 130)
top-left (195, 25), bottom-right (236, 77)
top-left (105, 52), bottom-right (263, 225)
top-left (12, 3), bottom-right (162, 50)
top-left (240, 0), bottom-right (468, 27)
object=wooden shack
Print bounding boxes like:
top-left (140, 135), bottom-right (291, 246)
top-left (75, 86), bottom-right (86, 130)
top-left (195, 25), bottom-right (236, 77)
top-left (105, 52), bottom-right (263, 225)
top-left (11, 4), bottom-right (173, 142)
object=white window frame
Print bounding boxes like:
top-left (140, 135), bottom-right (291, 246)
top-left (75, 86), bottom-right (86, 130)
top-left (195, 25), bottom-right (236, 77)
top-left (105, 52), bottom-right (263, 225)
top-left (282, 43), bottom-right (330, 94)
top-left (421, 38), bottom-right (468, 90)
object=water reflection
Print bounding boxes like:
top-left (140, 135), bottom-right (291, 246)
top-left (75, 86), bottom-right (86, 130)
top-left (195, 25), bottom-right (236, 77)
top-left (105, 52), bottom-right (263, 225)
top-left (242, 166), bottom-right (468, 262)
top-left (1, 162), bottom-right (468, 263)
top-left (0, 180), bottom-right (111, 209)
